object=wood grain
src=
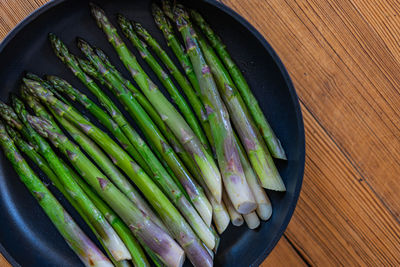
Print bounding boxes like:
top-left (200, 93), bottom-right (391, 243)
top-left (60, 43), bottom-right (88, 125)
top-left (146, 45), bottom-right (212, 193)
top-left (2, 0), bottom-right (400, 266)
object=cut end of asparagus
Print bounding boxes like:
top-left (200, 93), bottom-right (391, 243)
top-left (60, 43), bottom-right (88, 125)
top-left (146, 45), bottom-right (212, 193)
top-left (243, 212), bottom-right (260, 230)
top-left (257, 203), bottom-right (272, 221)
top-left (236, 201), bottom-right (257, 215)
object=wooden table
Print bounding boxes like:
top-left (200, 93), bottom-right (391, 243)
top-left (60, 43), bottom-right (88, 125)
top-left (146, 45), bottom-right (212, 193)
top-left (1, 0), bottom-right (400, 266)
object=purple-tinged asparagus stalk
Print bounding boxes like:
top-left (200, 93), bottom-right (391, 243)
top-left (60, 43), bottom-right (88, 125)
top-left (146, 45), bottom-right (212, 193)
top-left (25, 78), bottom-right (213, 267)
top-left (190, 9), bottom-right (287, 160)
top-left (222, 190), bottom-right (244, 227)
top-left (28, 115), bottom-right (185, 267)
top-left (90, 3), bottom-right (222, 204)
top-left (0, 121), bottom-right (112, 267)
top-left (195, 26), bottom-right (285, 192)
top-left (12, 96), bottom-right (130, 262)
top-left (235, 134), bottom-right (272, 220)
top-left (174, 5), bottom-right (256, 214)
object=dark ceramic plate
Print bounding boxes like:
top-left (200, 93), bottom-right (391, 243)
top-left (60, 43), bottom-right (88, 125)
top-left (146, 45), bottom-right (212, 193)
top-left (0, 0), bottom-right (305, 266)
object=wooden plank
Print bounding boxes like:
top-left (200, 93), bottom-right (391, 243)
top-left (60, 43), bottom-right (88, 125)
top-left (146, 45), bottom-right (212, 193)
top-left (261, 237), bottom-right (307, 267)
top-left (221, 0), bottom-right (400, 264)
top-left (0, 0), bottom-right (49, 39)
top-left (0, 253), bottom-right (10, 267)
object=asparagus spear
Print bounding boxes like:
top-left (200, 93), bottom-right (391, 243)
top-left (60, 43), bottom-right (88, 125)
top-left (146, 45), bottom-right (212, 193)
top-left (75, 59), bottom-right (191, 200)
top-left (153, 4), bottom-right (201, 95)
top-left (85, 49), bottom-right (203, 196)
top-left (86, 49), bottom-right (193, 172)
top-left (11, 97), bottom-right (131, 261)
top-left (47, 35), bottom-right (150, 174)
top-left (191, 9), bottom-right (287, 160)
top-left (222, 190), bottom-right (244, 227)
top-left (235, 133), bottom-right (272, 220)
top-left (6, 125), bottom-right (149, 266)
top-left (47, 74), bottom-right (151, 174)
top-left (29, 89), bottom-right (168, 234)
top-left (174, 6), bottom-right (257, 214)
top-left (118, 15), bottom-right (211, 154)
top-left (48, 36), bottom-right (205, 219)
top-left (28, 115), bottom-right (184, 267)
top-left (133, 21), bottom-right (214, 153)
top-left (25, 79), bottom-right (213, 267)
top-left (196, 30), bottom-right (285, 191)
top-left (78, 39), bottom-right (215, 250)
top-left (0, 121), bottom-right (112, 267)
top-left (90, 4), bottom-right (222, 204)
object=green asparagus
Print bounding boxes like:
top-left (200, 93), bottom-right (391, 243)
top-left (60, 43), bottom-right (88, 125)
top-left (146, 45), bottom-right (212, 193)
top-left (191, 9), bottom-right (287, 160)
top-left (118, 15), bottom-right (211, 154)
top-left (90, 4), bottom-right (222, 204)
top-left (133, 21), bottom-right (214, 153)
top-left (78, 38), bottom-right (215, 249)
top-left (6, 125), bottom-right (149, 266)
top-left (47, 35), bottom-right (150, 174)
top-left (196, 30), bottom-right (285, 191)
top-left (11, 97), bottom-right (131, 261)
top-left (153, 3), bottom-right (201, 95)
top-left (47, 74), bottom-right (151, 174)
top-left (0, 121), bottom-right (112, 267)
top-left (28, 114), bottom-right (185, 267)
top-left (25, 78), bottom-right (213, 267)
top-left (174, 6), bottom-right (256, 214)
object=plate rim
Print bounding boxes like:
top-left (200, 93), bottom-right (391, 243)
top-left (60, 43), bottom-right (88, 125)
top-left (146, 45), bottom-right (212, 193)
top-left (0, 0), bottom-right (305, 266)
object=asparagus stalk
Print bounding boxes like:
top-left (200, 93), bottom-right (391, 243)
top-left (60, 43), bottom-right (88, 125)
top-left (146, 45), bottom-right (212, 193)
top-left (235, 133), bottom-right (272, 220)
top-left (48, 35), bottom-right (204, 219)
top-left (222, 190), bottom-right (244, 227)
top-left (28, 115), bottom-right (185, 267)
top-left (32, 91), bottom-right (168, 234)
top-left (191, 9), bottom-right (287, 160)
top-left (11, 97), bottom-right (131, 261)
top-left (25, 79), bottom-right (213, 267)
top-left (6, 125), bottom-right (149, 266)
top-left (86, 49), bottom-right (203, 196)
top-left (0, 122), bottom-right (112, 267)
top-left (174, 6), bottom-right (257, 214)
top-left (86, 49), bottom-right (192, 170)
top-left (47, 34), bottom-right (150, 174)
top-left (47, 74), bottom-right (151, 175)
top-left (153, 4), bottom-right (201, 95)
top-left (77, 39), bottom-right (215, 250)
top-left (73, 174), bottom-right (150, 267)
top-left (133, 21), bottom-right (214, 153)
top-left (118, 15), bottom-right (211, 154)
top-left (243, 212), bottom-right (260, 230)
top-left (196, 30), bottom-right (285, 191)
top-left (76, 58), bottom-right (191, 201)
top-left (90, 4), bottom-right (222, 204)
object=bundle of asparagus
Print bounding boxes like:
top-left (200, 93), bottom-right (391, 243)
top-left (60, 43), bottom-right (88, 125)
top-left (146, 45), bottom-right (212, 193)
top-left (0, 2), bottom-right (288, 266)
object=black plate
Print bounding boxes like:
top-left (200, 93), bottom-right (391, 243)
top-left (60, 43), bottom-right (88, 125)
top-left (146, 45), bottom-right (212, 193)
top-left (0, 0), bottom-right (305, 266)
